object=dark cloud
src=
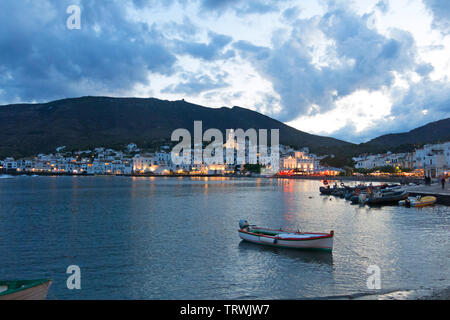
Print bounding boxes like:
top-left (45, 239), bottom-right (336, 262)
top-left (125, 0), bottom-right (282, 15)
top-left (0, 0), bottom-right (178, 103)
top-left (0, 0), bottom-right (239, 104)
top-left (232, 41), bottom-right (270, 60)
top-left (173, 31), bottom-right (235, 61)
top-left (162, 72), bottom-right (229, 95)
top-left (201, 0), bottom-right (239, 10)
top-left (198, 0), bottom-right (286, 16)
top-left (234, 5), bottom-right (433, 122)
top-left (163, 16), bottom-right (200, 39)
top-left (390, 79), bottom-right (450, 117)
top-left (423, 0), bottom-right (450, 34)
top-left (375, 0), bottom-right (389, 14)
top-left (281, 6), bottom-right (301, 21)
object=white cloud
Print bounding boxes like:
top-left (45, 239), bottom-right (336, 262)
top-left (286, 89), bottom-right (392, 139)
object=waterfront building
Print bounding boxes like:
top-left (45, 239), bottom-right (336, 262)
top-left (353, 142), bottom-right (449, 177)
top-left (133, 154), bottom-right (157, 173)
top-left (1, 142), bottom-right (332, 176)
top-left (154, 152), bottom-right (172, 166)
top-left (3, 158), bottom-right (17, 170)
top-left (281, 151), bottom-right (315, 172)
top-left (355, 154), bottom-right (388, 169)
top-left (414, 142), bottom-right (450, 178)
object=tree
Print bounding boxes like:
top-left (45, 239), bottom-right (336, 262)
top-left (243, 164), bottom-right (263, 174)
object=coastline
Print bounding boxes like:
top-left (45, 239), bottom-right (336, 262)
top-left (358, 286), bottom-right (450, 300)
top-left (1, 170), bottom-right (422, 183)
top-left (419, 287), bottom-right (450, 300)
top-left (317, 286), bottom-right (450, 300)
top-left (270, 175), bottom-right (424, 184)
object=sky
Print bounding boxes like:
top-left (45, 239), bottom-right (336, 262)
top-left (1, 0), bottom-right (449, 143)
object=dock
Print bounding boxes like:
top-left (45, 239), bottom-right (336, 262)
top-left (405, 183), bottom-right (450, 206)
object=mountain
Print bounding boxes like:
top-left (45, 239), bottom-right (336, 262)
top-left (319, 118), bottom-right (450, 167)
top-left (0, 96), bottom-right (352, 159)
top-left (364, 118), bottom-right (450, 149)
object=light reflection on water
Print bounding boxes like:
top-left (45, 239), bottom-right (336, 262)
top-left (0, 176), bottom-right (448, 299)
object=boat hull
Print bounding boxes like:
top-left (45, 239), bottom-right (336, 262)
top-left (399, 196), bottom-right (437, 207)
top-left (238, 230), bottom-right (333, 251)
top-left (366, 191), bottom-right (409, 205)
top-left (0, 280), bottom-right (52, 300)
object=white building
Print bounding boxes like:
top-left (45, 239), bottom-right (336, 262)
top-left (3, 158), bottom-right (17, 170)
top-left (355, 153), bottom-right (395, 169)
top-left (414, 142), bottom-right (450, 178)
top-left (282, 151), bottom-right (315, 172)
top-left (154, 152), bottom-right (172, 166)
top-left (133, 154), bottom-right (157, 173)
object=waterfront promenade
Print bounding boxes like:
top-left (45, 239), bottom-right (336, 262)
top-left (405, 183), bottom-right (450, 205)
top-left (275, 175), bottom-right (450, 205)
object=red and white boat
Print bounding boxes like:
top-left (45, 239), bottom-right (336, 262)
top-left (238, 220), bottom-right (334, 251)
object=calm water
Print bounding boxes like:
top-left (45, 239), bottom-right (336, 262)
top-left (0, 176), bottom-right (449, 299)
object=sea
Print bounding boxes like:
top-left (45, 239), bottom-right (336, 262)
top-left (0, 176), bottom-right (448, 299)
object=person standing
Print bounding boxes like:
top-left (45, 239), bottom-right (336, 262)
top-left (442, 177), bottom-right (446, 190)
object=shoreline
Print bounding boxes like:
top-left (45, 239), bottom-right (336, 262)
top-left (358, 286), bottom-right (450, 300)
top-left (1, 171), bottom-right (423, 183)
top-left (270, 175), bottom-right (424, 184)
top-left (313, 286), bottom-right (450, 300)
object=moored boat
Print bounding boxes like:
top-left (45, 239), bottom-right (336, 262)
top-left (0, 279), bottom-right (52, 300)
top-left (238, 220), bottom-right (334, 251)
top-left (363, 190), bottom-right (409, 205)
top-left (399, 196), bottom-right (437, 207)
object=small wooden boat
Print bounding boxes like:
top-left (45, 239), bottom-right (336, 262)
top-left (399, 196), bottom-right (437, 207)
top-left (238, 220), bottom-right (334, 251)
top-left (0, 279), bottom-right (52, 300)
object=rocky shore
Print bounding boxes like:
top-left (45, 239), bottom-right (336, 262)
top-left (419, 287), bottom-right (450, 300)
top-left (328, 287), bottom-right (450, 300)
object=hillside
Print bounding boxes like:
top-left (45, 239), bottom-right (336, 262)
top-left (0, 96), bottom-right (352, 159)
top-left (318, 118), bottom-right (450, 167)
top-left (364, 118), bottom-right (450, 148)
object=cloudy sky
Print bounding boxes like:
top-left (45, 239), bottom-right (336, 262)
top-left (1, 0), bottom-right (449, 143)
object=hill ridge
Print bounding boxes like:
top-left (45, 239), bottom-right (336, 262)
top-left (0, 96), bottom-right (351, 159)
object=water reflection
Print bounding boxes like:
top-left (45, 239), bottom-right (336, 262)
top-left (238, 241), bottom-right (333, 265)
top-left (0, 176), bottom-right (448, 299)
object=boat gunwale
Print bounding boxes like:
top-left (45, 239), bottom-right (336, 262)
top-left (0, 279), bottom-right (52, 297)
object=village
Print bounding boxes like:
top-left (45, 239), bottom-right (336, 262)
top-left (1, 141), bottom-right (449, 179)
top-left (352, 141), bottom-right (450, 179)
top-left (0, 143), bottom-right (325, 176)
